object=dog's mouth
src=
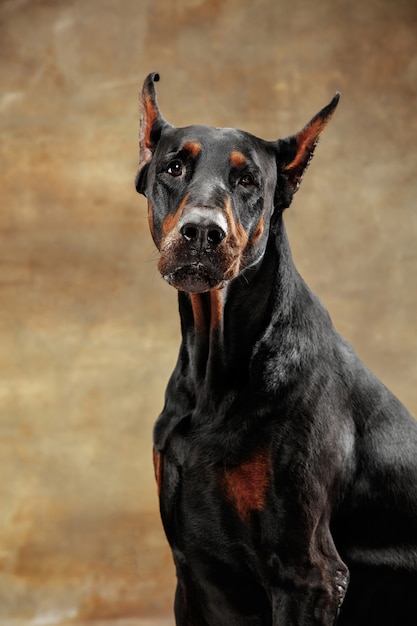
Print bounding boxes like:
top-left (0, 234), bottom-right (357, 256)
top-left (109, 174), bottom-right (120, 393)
top-left (163, 262), bottom-right (227, 293)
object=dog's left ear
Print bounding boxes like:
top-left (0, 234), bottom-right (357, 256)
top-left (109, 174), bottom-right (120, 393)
top-left (136, 72), bottom-right (172, 194)
top-left (279, 93), bottom-right (340, 194)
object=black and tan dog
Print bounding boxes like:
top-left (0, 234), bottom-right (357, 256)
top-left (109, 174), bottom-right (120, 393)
top-left (135, 73), bottom-right (417, 625)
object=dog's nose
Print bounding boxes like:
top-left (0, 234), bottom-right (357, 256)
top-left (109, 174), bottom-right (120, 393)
top-left (180, 223), bottom-right (226, 247)
top-left (179, 208), bottom-right (227, 250)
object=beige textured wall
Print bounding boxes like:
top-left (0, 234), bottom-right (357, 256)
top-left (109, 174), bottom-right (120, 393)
top-left (1, 0), bottom-right (416, 623)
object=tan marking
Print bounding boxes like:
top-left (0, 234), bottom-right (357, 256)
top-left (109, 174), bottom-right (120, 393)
top-left (223, 450), bottom-right (271, 522)
top-left (209, 289), bottom-right (224, 332)
top-left (236, 221), bottom-right (249, 249)
top-left (143, 94), bottom-right (159, 150)
top-left (229, 150), bottom-right (247, 169)
top-left (182, 141), bottom-right (202, 158)
top-left (147, 200), bottom-right (155, 239)
top-left (284, 115), bottom-right (330, 174)
top-left (223, 198), bottom-right (249, 250)
top-left (223, 257), bottom-right (241, 282)
top-left (221, 198), bottom-right (249, 279)
top-left (153, 448), bottom-right (163, 497)
top-left (190, 293), bottom-right (208, 335)
top-left (251, 215), bottom-right (264, 246)
top-left (161, 194), bottom-right (190, 238)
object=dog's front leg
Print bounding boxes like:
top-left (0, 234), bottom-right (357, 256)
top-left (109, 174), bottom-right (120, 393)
top-left (267, 523), bottom-right (349, 625)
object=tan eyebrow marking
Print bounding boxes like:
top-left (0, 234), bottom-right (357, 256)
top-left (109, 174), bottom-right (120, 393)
top-left (229, 150), bottom-right (247, 169)
top-left (182, 141), bottom-right (202, 158)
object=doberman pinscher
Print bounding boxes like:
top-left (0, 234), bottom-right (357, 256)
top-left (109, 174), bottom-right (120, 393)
top-left (135, 73), bottom-right (417, 625)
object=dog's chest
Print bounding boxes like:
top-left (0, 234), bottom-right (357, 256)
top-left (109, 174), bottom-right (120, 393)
top-left (154, 431), bottom-right (273, 555)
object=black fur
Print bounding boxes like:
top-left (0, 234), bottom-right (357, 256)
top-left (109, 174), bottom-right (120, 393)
top-left (136, 73), bottom-right (417, 625)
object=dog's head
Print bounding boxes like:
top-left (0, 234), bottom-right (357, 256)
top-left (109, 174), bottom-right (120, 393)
top-left (136, 73), bottom-right (339, 293)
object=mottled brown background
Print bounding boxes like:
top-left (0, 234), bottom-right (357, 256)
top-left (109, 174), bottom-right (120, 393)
top-left (1, 0), bottom-right (416, 624)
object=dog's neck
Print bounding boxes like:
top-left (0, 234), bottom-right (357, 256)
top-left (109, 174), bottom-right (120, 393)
top-left (177, 217), bottom-right (302, 397)
top-left (155, 217), bottom-right (331, 449)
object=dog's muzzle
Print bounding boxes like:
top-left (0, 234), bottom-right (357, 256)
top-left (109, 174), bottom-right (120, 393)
top-left (160, 207), bottom-right (235, 293)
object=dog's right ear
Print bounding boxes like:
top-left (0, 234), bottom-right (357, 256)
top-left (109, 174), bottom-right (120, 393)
top-left (273, 93), bottom-right (340, 212)
top-left (280, 93), bottom-right (340, 195)
top-left (135, 72), bottom-right (172, 195)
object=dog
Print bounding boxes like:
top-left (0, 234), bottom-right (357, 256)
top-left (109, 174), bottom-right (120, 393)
top-left (135, 72), bottom-right (417, 625)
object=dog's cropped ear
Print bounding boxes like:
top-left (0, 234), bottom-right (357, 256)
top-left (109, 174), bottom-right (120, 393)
top-left (279, 93), bottom-right (340, 194)
top-left (136, 72), bottom-right (172, 194)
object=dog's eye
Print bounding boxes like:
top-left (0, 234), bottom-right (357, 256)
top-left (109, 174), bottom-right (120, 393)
top-left (166, 160), bottom-right (184, 177)
top-left (238, 173), bottom-right (255, 187)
